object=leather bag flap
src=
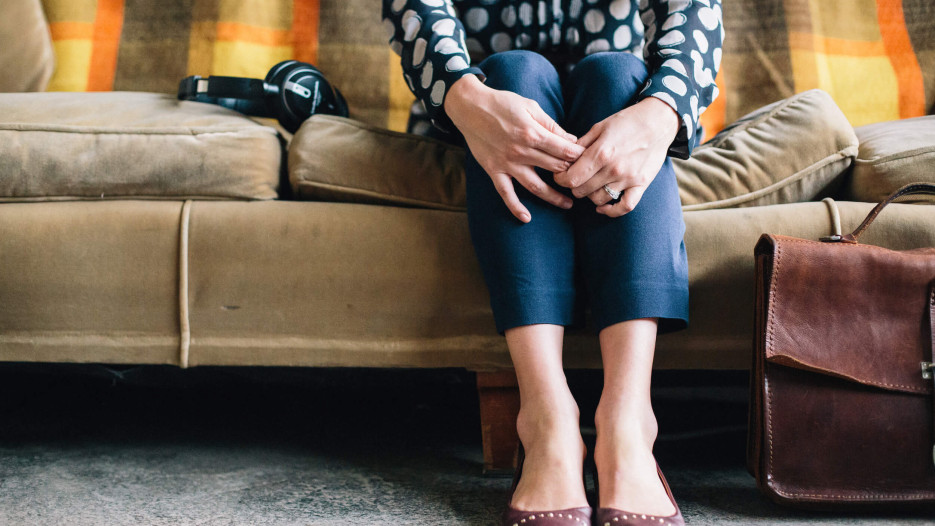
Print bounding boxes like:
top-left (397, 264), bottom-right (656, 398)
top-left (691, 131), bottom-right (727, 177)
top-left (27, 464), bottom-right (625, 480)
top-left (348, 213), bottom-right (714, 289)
top-left (761, 234), bottom-right (935, 395)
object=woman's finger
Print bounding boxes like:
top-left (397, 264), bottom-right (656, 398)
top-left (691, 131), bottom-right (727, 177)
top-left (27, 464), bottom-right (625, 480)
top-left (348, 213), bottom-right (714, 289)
top-left (554, 126), bottom-right (609, 190)
top-left (597, 185), bottom-right (646, 217)
top-left (525, 102), bottom-right (577, 144)
top-left (569, 154), bottom-right (617, 198)
top-left (574, 123), bottom-right (601, 150)
top-left (519, 147), bottom-right (573, 174)
top-left (513, 167), bottom-right (574, 210)
top-left (490, 172), bottom-right (532, 223)
top-left (587, 182), bottom-right (623, 206)
top-left (524, 104), bottom-right (585, 162)
top-left (513, 168), bottom-right (574, 210)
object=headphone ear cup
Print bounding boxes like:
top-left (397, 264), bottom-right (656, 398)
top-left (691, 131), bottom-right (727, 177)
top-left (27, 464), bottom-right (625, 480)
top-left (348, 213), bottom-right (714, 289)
top-left (265, 60), bottom-right (301, 86)
top-left (267, 61), bottom-right (348, 133)
top-left (332, 86), bottom-right (349, 118)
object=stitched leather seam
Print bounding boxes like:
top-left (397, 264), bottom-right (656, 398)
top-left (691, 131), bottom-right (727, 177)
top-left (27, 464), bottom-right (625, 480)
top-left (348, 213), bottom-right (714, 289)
top-left (776, 236), bottom-right (935, 256)
top-left (771, 355), bottom-right (929, 393)
top-left (764, 239), bottom-right (780, 481)
top-left (769, 488), bottom-right (935, 499)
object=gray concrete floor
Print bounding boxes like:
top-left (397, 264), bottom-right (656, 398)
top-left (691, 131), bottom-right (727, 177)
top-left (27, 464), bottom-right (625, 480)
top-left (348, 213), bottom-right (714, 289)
top-left (0, 364), bottom-right (932, 525)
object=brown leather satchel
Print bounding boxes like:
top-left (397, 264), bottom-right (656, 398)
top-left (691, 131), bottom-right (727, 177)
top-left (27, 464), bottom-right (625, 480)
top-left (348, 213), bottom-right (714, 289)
top-left (748, 183), bottom-right (935, 508)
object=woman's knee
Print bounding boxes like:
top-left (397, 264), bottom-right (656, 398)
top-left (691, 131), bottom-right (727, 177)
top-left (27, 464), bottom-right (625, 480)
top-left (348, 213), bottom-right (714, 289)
top-left (479, 50), bottom-right (561, 93)
top-left (569, 52), bottom-right (648, 100)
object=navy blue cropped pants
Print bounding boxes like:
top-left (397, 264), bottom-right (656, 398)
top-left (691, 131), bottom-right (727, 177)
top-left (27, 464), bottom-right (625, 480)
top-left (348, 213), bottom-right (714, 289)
top-left (463, 50), bottom-right (689, 334)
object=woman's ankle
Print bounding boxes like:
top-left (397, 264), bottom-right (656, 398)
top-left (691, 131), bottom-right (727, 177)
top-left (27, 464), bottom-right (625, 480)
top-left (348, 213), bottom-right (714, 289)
top-left (594, 399), bottom-right (658, 448)
top-left (516, 396), bottom-right (583, 451)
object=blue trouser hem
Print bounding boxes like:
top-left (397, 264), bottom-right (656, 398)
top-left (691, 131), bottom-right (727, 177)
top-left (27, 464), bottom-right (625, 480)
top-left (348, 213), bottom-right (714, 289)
top-left (491, 283), bottom-right (688, 335)
top-left (490, 288), bottom-right (580, 335)
top-left (589, 282), bottom-right (689, 335)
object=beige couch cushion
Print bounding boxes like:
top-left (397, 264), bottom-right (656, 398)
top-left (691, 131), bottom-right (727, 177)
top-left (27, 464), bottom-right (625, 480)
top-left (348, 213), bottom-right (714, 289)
top-left (290, 115), bottom-right (466, 211)
top-left (0, 200), bottom-right (183, 365)
top-left (0, 92), bottom-right (282, 201)
top-left (844, 116), bottom-right (935, 204)
top-left (673, 89), bottom-right (858, 211)
top-left (291, 91), bottom-right (857, 213)
top-left (0, 0), bottom-right (54, 93)
top-left (5, 199), bottom-right (935, 371)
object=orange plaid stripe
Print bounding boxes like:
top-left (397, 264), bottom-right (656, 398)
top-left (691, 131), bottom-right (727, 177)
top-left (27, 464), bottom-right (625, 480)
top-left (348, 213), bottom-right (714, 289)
top-left (876, 0), bottom-right (925, 119)
top-left (86, 0), bottom-right (124, 91)
top-left (293, 0), bottom-right (320, 65)
top-left (215, 22), bottom-right (292, 47)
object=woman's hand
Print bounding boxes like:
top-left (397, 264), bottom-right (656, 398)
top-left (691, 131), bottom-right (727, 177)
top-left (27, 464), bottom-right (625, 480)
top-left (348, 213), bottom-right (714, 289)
top-left (553, 97), bottom-right (680, 217)
top-left (445, 75), bottom-right (585, 223)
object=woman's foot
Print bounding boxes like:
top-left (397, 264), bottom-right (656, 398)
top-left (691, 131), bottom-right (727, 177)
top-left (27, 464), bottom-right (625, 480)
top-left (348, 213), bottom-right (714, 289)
top-left (593, 402), bottom-right (676, 517)
top-left (509, 398), bottom-right (590, 512)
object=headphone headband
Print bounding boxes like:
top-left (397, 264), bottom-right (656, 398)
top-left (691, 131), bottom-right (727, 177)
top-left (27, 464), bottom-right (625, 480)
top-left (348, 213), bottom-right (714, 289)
top-left (177, 61), bottom-right (348, 132)
top-left (178, 75), bottom-right (274, 118)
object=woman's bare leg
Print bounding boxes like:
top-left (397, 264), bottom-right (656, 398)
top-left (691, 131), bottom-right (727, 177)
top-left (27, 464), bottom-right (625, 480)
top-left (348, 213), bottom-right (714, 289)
top-left (593, 318), bottom-right (676, 515)
top-left (506, 324), bottom-right (589, 511)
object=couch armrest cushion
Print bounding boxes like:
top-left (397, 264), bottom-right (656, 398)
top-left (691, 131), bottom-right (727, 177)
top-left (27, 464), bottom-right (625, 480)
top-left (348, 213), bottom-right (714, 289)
top-left (674, 89), bottom-right (858, 211)
top-left (289, 115), bottom-right (466, 211)
top-left (0, 92), bottom-right (282, 201)
top-left (844, 116), bottom-right (935, 204)
top-left (0, 0), bottom-right (54, 93)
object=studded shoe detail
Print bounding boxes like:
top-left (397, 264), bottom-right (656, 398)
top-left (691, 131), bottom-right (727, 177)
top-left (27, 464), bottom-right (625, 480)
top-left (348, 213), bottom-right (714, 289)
top-left (500, 445), bottom-right (593, 526)
top-left (594, 462), bottom-right (684, 526)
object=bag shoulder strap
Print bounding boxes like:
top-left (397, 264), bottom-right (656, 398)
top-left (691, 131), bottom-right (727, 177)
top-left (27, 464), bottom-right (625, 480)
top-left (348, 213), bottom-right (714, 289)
top-left (822, 183), bottom-right (935, 244)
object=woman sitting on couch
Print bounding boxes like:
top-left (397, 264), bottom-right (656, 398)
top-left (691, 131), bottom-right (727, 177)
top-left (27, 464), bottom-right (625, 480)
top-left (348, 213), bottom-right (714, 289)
top-left (383, 1), bottom-right (722, 524)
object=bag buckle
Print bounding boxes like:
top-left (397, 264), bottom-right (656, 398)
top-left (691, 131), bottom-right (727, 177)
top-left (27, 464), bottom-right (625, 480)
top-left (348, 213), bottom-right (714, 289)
top-left (923, 362), bottom-right (934, 380)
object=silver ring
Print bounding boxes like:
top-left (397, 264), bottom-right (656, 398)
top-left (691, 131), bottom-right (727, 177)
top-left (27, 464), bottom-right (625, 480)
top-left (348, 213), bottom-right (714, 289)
top-left (603, 185), bottom-right (621, 200)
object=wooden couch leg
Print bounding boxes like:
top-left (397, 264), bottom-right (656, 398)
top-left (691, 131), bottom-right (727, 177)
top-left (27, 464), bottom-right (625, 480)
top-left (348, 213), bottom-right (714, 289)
top-left (476, 370), bottom-right (520, 476)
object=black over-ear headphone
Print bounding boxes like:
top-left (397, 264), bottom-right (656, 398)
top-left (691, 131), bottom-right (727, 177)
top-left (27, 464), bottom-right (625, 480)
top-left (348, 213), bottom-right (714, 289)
top-left (178, 60), bottom-right (348, 133)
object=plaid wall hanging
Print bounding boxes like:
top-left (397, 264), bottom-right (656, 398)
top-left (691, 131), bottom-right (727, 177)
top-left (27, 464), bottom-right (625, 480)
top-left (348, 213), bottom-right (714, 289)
top-left (39, 0), bottom-right (415, 131)
top-left (41, 0), bottom-right (935, 135)
top-left (701, 0), bottom-right (934, 138)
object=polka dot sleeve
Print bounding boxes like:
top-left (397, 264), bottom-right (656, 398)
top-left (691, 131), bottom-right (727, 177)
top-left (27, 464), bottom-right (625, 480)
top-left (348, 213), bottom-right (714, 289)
top-left (383, 0), bottom-right (485, 132)
top-left (638, 0), bottom-right (723, 159)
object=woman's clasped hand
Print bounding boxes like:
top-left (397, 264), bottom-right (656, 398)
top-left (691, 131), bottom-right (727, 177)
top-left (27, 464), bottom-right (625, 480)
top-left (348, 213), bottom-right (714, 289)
top-left (446, 75), bottom-right (680, 222)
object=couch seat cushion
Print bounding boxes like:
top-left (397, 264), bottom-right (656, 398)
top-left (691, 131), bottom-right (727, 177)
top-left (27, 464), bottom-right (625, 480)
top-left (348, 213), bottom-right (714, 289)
top-left (0, 92), bottom-right (282, 201)
top-left (673, 89), bottom-right (858, 211)
top-left (290, 115), bottom-right (466, 210)
top-left (844, 116), bottom-right (935, 204)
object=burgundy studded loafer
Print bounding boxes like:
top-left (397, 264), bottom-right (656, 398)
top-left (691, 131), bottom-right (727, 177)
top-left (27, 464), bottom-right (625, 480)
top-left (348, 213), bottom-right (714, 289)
top-left (500, 446), bottom-right (593, 526)
top-left (503, 506), bottom-right (592, 526)
top-left (594, 463), bottom-right (684, 526)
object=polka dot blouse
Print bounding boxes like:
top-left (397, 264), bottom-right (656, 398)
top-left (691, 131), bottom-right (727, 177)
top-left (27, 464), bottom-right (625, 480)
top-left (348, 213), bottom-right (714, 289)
top-left (382, 0), bottom-right (723, 158)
